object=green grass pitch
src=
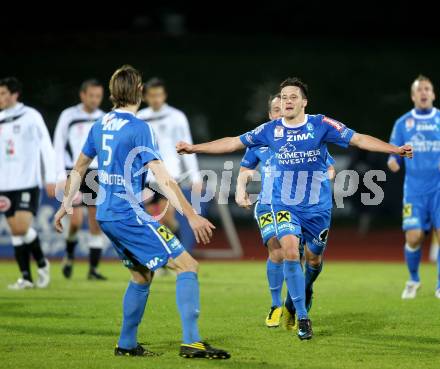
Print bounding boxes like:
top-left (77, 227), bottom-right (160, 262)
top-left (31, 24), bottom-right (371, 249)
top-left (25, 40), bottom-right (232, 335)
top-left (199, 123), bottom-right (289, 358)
top-left (1, 260), bottom-right (439, 369)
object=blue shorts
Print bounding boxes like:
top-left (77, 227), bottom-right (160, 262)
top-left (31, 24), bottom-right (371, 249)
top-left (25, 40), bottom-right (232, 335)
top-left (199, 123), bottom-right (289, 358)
top-left (253, 201), bottom-right (277, 245)
top-left (99, 216), bottom-right (185, 271)
top-left (272, 205), bottom-right (332, 256)
top-left (402, 191), bottom-right (440, 231)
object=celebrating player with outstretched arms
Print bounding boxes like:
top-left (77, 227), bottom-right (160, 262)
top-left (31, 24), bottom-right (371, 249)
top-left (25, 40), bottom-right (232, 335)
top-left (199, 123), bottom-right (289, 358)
top-left (177, 77), bottom-right (412, 340)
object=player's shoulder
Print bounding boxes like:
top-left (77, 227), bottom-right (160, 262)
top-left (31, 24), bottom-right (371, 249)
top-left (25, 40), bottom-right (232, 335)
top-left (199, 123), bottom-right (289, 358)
top-left (167, 104), bottom-right (188, 123)
top-left (22, 104), bottom-right (43, 120)
top-left (312, 113), bottom-right (347, 131)
top-left (394, 110), bottom-right (413, 128)
top-left (137, 106), bottom-right (151, 119)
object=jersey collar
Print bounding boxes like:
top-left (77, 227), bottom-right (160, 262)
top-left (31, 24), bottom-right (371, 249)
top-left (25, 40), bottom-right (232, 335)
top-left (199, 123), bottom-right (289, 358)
top-left (281, 114), bottom-right (308, 128)
top-left (114, 109), bottom-right (136, 116)
top-left (411, 107), bottom-right (437, 119)
top-left (1, 102), bottom-right (24, 116)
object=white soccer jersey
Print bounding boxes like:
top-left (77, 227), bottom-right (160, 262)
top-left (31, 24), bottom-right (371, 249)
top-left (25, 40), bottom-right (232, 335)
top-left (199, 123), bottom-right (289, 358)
top-left (0, 103), bottom-right (57, 191)
top-left (53, 104), bottom-right (104, 179)
top-left (137, 103), bottom-right (202, 184)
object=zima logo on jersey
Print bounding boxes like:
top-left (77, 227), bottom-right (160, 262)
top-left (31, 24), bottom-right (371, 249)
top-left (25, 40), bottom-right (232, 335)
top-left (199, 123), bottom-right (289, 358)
top-left (102, 113), bottom-right (129, 131)
top-left (405, 118), bottom-right (415, 131)
top-left (323, 116), bottom-right (344, 132)
top-left (146, 257), bottom-right (163, 269)
top-left (259, 212), bottom-right (273, 228)
top-left (274, 126), bottom-right (284, 138)
top-left (157, 225), bottom-right (175, 242)
top-left (287, 132), bottom-right (314, 142)
top-left (416, 123), bottom-right (439, 131)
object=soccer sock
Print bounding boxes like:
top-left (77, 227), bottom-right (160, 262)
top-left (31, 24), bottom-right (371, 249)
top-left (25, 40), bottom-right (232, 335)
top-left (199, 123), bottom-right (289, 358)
top-left (283, 260), bottom-right (307, 320)
top-left (88, 234), bottom-right (104, 272)
top-left (266, 259), bottom-right (283, 307)
top-left (23, 228), bottom-right (46, 268)
top-left (284, 290), bottom-right (295, 313)
top-left (66, 235), bottom-right (78, 261)
top-left (12, 236), bottom-right (32, 282)
top-left (305, 262), bottom-right (323, 293)
top-left (176, 271), bottom-right (201, 344)
top-left (118, 281), bottom-right (150, 349)
top-left (404, 243), bottom-right (422, 282)
top-left (437, 247), bottom-right (440, 290)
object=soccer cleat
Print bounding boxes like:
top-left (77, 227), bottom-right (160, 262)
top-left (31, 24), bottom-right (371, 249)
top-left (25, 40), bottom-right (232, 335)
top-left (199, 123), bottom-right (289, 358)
top-left (88, 270), bottom-right (108, 281)
top-left (62, 259), bottom-right (73, 279)
top-left (265, 306), bottom-right (283, 327)
top-left (305, 287), bottom-right (313, 312)
top-left (281, 305), bottom-right (297, 331)
top-left (114, 343), bottom-right (159, 357)
top-left (435, 289), bottom-right (440, 299)
top-left (179, 341), bottom-right (231, 359)
top-left (297, 319), bottom-right (313, 340)
top-left (36, 259), bottom-right (50, 288)
top-left (8, 278), bottom-right (34, 290)
top-left (401, 281), bottom-right (421, 299)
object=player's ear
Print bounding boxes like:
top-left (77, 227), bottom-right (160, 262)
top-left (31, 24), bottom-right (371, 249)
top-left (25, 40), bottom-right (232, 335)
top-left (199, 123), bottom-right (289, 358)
top-left (303, 99), bottom-right (308, 108)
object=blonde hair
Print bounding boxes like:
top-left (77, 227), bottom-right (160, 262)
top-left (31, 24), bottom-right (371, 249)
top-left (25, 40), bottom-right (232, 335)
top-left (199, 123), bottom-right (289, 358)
top-left (109, 65), bottom-right (142, 108)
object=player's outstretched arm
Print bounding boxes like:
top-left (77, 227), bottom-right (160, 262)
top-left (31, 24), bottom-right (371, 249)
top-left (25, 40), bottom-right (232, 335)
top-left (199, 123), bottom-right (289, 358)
top-left (349, 133), bottom-right (413, 158)
top-left (176, 136), bottom-right (245, 155)
top-left (148, 160), bottom-right (215, 244)
top-left (54, 153), bottom-right (93, 233)
top-left (236, 167), bottom-right (255, 209)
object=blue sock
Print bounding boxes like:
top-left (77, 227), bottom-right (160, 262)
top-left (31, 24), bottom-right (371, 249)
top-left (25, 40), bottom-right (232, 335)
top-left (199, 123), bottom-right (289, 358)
top-left (118, 281), bottom-right (150, 349)
top-left (305, 262), bottom-right (322, 293)
top-left (266, 259), bottom-right (283, 307)
top-left (285, 290), bottom-right (294, 313)
top-left (176, 272), bottom-right (201, 344)
top-left (437, 248), bottom-right (440, 290)
top-left (283, 260), bottom-right (307, 319)
top-left (404, 244), bottom-right (421, 282)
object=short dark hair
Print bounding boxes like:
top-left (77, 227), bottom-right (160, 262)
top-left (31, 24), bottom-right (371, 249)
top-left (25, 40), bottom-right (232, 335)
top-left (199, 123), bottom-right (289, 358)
top-left (109, 65), bottom-right (143, 108)
top-left (280, 77), bottom-right (308, 99)
top-left (143, 77), bottom-right (166, 94)
top-left (268, 93), bottom-right (281, 112)
top-left (0, 77), bottom-right (22, 97)
top-left (80, 79), bottom-right (103, 93)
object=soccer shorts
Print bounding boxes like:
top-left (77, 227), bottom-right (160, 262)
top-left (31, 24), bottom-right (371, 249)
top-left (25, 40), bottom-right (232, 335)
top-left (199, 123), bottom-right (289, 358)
top-left (0, 187), bottom-right (40, 217)
top-left (254, 201), bottom-right (277, 245)
top-left (272, 205), bottom-right (332, 256)
top-left (99, 216), bottom-right (185, 271)
top-left (402, 191), bottom-right (440, 231)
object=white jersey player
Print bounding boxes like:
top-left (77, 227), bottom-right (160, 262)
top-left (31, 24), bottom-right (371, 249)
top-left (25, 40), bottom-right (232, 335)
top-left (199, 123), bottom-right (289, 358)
top-left (137, 78), bottom-right (202, 242)
top-left (0, 77), bottom-right (56, 290)
top-left (53, 79), bottom-right (107, 280)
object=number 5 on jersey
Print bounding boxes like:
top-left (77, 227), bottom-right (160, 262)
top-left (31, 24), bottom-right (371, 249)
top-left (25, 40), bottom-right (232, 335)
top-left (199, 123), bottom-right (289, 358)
top-left (102, 134), bottom-right (114, 166)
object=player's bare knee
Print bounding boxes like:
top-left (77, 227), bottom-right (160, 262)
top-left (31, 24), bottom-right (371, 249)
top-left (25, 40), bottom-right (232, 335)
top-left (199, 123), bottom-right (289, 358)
top-left (269, 247), bottom-right (284, 263)
top-left (405, 231), bottom-right (423, 248)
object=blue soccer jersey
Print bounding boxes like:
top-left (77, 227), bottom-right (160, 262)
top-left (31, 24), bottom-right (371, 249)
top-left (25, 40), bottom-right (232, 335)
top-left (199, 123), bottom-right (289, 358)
top-left (240, 146), bottom-right (274, 202)
top-left (239, 115), bottom-right (354, 211)
top-left (389, 108), bottom-right (440, 196)
top-left (82, 109), bottom-right (161, 221)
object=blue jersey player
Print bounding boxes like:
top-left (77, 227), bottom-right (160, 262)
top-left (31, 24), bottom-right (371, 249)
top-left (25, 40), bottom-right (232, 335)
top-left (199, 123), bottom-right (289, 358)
top-left (388, 75), bottom-right (440, 300)
top-left (54, 66), bottom-right (230, 359)
top-left (177, 77), bottom-right (412, 340)
top-left (236, 94), bottom-right (336, 329)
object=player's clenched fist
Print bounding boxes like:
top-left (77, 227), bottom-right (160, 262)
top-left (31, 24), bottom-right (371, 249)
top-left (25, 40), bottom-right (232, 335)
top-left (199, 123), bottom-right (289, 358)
top-left (398, 144), bottom-right (413, 158)
top-left (176, 141), bottom-right (194, 155)
top-left (187, 214), bottom-right (216, 244)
